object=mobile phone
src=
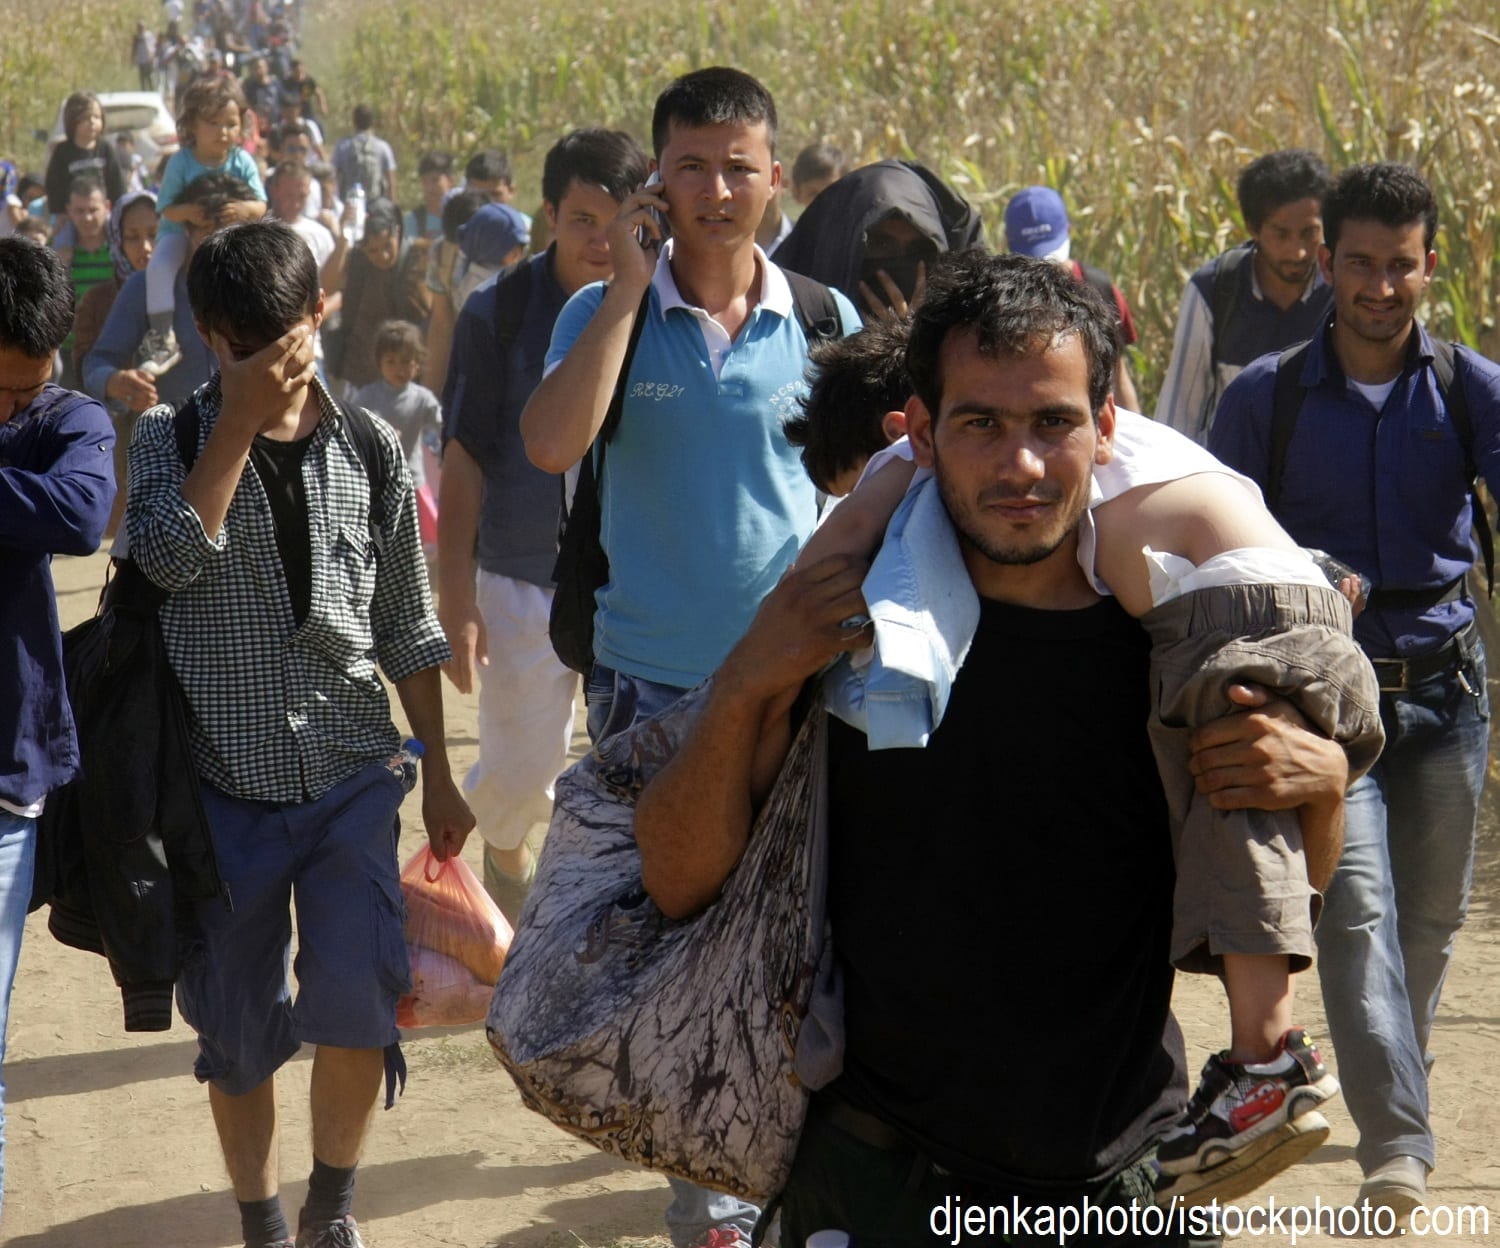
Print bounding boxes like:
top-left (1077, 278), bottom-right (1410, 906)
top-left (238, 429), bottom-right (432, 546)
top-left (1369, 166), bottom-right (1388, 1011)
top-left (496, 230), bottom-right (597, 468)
top-left (636, 170), bottom-right (666, 250)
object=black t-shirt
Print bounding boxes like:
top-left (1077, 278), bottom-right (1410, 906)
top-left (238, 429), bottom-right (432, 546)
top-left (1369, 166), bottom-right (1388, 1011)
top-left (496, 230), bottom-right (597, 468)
top-left (826, 595), bottom-right (1186, 1193)
top-left (249, 432), bottom-right (313, 625)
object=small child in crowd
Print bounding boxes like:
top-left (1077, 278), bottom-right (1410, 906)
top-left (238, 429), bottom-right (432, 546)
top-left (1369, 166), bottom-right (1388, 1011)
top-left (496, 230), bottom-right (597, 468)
top-left (143, 76), bottom-right (266, 373)
top-left (45, 92), bottom-right (127, 250)
top-left (352, 319), bottom-right (443, 488)
top-left (405, 150), bottom-right (454, 243)
top-left (785, 318), bottom-right (912, 498)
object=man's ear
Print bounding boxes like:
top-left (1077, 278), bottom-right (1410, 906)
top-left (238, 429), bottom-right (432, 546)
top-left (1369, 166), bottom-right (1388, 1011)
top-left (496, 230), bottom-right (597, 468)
top-left (1423, 249), bottom-right (1437, 285)
top-left (906, 394), bottom-right (936, 468)
top-left (1318, 243), bottom-right (1334, 284)
top-left (1094, 395), bottom-right (1116, 467)
top-left (880, 408), bottom-right (907, 445)
top-left (542, 199), bottom-right (558, 232)
top-left (769, 159), bottom-right (783, 194)
top-left (311, 290), bottom-right (326, 331)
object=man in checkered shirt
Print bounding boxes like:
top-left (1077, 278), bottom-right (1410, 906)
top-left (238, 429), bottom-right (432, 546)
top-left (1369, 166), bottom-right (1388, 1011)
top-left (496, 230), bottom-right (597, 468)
top-left (126, 220), bottom-right (474, 1248)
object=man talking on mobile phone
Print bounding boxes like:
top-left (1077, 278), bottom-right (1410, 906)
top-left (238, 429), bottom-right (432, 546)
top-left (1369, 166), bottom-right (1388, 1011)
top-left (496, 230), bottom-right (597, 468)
top-left (520, 66), bottom-right (860, 1247)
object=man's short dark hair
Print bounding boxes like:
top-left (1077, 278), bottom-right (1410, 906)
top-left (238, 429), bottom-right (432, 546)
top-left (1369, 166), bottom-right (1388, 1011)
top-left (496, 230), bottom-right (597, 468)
top-left (0, 237), bottom-right (76, 358)
top-left (1237, 149), bottom-right (1332, 233)
top-left (67, 175), bottom-right (106, 203)
top-left (906, 250), bottom-right (1120, 419)
top-left (650, 67), bottom-right (777, 158)
top-left (465, 149), bottom-right (512, 186)
top-left (1322, 162), bottom-right (1438, 255)
top-left (792, 142), bottom-right (847, 187)
top-left (177, 171), bottom-right (259, 226)
top-left (187, 221), bottom-right (318, 349)
top-left (442, 189), bottom-right (487, 243)
top-left (541, 128), bottom-right (649, 209)
top-left (352, 104), bottom-right (375, 132)
top-left (786, 318), bottom-right (912, 493)
top-left (417, 150), bottom-right (454, 178)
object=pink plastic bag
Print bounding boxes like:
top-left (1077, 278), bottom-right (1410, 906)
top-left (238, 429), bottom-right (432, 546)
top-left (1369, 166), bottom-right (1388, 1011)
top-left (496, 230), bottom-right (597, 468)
top-left (396, 846), bottom-right (513, 1029)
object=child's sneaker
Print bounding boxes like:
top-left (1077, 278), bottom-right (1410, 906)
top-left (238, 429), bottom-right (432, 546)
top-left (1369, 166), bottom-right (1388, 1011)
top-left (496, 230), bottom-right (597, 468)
top-left (139, 326), bottom-right (181, 378)
top-left (1156, 1027), bottom-right (1339, 1176)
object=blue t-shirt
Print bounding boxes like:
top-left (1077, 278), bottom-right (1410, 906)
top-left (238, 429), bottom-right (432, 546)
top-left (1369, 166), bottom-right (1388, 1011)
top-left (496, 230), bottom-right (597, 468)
top-left (545, 266), bottom-right (859, 687)
top-left (157, 146), bottom-right (267, 236)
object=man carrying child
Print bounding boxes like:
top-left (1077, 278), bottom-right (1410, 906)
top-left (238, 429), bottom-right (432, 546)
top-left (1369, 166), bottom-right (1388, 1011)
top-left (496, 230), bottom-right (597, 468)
top-left (633, 252), bottom-right (1367, 1243)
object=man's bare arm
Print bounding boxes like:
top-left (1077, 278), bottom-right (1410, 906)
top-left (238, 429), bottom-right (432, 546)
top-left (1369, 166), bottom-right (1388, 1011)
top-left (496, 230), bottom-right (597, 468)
top-left (519, 185), bottom-right (666, 472)
top-left (635, 555), bottom-right (872, 919)
top-left (1189, 684), bottom-right (1348, 889)
top-left (393, 665), bottom-right (475, 861)
top-left (436, 439), bottom-right (486, 694)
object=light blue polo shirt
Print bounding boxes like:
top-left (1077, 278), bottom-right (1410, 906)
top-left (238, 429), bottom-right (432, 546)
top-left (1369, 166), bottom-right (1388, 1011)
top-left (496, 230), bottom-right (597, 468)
top-left (546, 244), bottom-right (859, 687)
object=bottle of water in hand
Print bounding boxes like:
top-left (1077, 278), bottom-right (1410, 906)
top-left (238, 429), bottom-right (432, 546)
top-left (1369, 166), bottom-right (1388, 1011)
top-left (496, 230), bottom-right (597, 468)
top-left (347, 181), bottom-right (367, 245)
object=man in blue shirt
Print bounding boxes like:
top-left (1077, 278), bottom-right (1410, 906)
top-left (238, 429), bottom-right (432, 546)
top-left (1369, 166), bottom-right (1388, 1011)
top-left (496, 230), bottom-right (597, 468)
top-left (0, 237), bottom-right (115, 1220)
top-left (519, 67), bottom-right (856, 1248)
top-left (1209, 163), bottom-right (1500, 1222)
top-left (437, 128), bottom-right (648, 916)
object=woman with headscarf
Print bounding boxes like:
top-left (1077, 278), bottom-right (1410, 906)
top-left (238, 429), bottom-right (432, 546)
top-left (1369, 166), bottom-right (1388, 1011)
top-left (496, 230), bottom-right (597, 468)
top-left (327, 196), bottom-right (430, 392)
top-left (72, 189), bottom-right (158, 535)
top-left (774, 159), bottom-right (986, 320)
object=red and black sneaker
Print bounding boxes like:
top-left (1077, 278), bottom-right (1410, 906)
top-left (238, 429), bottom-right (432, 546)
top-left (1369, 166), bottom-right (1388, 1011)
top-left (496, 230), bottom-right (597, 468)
top-left (1157, 1027), bottom-right (1339, 1176)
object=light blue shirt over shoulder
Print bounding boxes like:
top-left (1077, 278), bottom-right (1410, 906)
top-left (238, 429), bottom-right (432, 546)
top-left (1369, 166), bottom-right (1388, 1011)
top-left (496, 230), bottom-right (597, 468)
top-left (157, 146), bottom-right (266, 236)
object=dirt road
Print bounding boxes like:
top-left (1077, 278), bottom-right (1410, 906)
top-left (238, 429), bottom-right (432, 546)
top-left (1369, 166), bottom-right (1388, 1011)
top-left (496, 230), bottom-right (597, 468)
top-left (5, 550), bottom-right (1498, 1246)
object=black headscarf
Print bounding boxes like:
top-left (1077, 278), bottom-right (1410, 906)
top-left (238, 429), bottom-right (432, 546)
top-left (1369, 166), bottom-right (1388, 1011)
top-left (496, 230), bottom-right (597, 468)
top-left (774, 160), bottom-right (987, 302)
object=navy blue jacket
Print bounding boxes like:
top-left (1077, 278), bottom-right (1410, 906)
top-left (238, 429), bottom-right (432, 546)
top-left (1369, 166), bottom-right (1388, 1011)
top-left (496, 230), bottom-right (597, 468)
top-left (1, 385), bottom-right (115, 806)
top-left (1210, 316), bottom-right (1500, 659)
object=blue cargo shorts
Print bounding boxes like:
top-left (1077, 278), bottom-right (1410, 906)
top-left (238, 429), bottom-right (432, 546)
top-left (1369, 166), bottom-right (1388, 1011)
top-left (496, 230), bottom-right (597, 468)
top-left (177, 761), bottom-right (411, 1095)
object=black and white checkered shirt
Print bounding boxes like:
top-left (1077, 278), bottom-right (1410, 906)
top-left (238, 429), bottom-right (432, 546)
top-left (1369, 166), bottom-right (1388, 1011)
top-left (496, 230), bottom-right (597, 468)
top-left (127, 376), bottom-right (450, 802)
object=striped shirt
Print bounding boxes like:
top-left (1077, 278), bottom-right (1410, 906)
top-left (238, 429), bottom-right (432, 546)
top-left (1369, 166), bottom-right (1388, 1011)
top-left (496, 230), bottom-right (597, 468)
top-left (125, 376), bottom-right (449, 802)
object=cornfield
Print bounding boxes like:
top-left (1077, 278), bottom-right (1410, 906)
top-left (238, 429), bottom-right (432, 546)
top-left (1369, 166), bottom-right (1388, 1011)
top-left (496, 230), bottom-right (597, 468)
top-left (328, 0), bottom-right (1500, 408)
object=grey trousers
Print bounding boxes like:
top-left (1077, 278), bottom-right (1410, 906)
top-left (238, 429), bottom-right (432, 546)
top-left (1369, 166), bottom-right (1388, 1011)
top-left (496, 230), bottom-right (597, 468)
top-left (1141, 582), bottom-right (1384, 974)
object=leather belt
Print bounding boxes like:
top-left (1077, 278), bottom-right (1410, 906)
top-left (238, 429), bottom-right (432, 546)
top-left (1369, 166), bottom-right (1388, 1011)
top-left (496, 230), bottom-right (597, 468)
top-left (1369, 622), bottom-right (1478, 693)
top-left (817, 1093), bottom-right (908, 1152)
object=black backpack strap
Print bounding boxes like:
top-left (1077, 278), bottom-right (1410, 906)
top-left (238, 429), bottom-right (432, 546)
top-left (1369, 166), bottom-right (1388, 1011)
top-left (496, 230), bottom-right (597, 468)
top-left (492, 254), bottom-right (536, 356)
top-left (1431, 341), bottom-right (1492, 596)
top-left (1208, 241), bottom-right (1255, 368)
top-left (1265, 339), bottom-right (1313, 516)
top-left (783, 270), bottom-right (842, 344)
top-left (332, 399), bottom-right (390, 538)
top-left (173, 392), bottom-right (203, 468)
top-left (596, 286), bottom-right (654, 448)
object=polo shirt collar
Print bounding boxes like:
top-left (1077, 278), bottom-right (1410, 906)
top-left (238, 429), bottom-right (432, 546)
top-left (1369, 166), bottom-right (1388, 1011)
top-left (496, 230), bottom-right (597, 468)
top-left (650, 238), bottom-right (794, 320)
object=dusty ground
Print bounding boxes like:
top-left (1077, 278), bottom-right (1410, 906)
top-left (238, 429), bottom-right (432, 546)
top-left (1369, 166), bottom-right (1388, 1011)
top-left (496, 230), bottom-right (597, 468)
top-left (5, 550), bottom-right (1499, 1246)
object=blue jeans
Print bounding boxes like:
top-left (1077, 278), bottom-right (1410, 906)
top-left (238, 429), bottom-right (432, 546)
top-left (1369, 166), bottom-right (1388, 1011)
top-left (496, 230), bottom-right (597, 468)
top-left (1315, 633), bottom-right (1489, 1175)
top-left (585, 664), bottom-right (762, 1245)
top-left (0, 811), bottom-right (38, 1223)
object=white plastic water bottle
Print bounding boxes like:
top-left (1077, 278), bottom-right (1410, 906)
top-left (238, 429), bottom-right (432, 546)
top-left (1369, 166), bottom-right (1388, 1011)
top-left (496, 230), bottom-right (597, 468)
top-left (347, 181), bottom-right (367, 245)
top-left (388, 736), bottom-right (423, 790)
top-left (806, 1233), bottom-right (851, 1248)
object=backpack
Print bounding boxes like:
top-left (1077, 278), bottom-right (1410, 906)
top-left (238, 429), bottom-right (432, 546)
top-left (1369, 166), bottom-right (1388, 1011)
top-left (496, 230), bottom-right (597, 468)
top-left (346, 131), bottom-right (387, 201)
top-left (548, 271), bottom-right (846, 675)
top-left (1265, 337), bottom-right (1492, 604)
top-left (1207, 241), bottom-right (1257, 368)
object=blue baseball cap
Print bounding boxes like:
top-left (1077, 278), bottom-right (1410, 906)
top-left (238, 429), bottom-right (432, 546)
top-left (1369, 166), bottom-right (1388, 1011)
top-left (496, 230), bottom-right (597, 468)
top-left (458, 202), bottom-right (531, 265)
top-left (1005, 186), bottom-right (1070, 258)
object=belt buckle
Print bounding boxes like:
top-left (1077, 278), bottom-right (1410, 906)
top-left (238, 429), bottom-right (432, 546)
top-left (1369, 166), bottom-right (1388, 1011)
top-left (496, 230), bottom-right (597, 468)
top-left (1374, 659), bottom-right (1408, 693)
